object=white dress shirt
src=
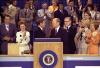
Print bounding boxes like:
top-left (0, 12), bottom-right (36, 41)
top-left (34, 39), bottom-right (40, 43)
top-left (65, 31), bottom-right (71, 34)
top-left (55, 26), bottom-right (60, 33)
top-left (90, 11), bottom-right (96, 19)
top-left (5, 24), bottom-right (9, 31)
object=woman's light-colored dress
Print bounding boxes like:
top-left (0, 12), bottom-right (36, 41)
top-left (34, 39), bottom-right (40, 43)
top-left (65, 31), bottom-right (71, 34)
top-left (16, 31), bottom-right (30, 54)
top-left (75, 28), bottom-right (89, 54)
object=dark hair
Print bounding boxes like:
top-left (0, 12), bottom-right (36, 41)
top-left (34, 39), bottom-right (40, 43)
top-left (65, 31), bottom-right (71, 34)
top-left (84, 11), bottom-right (91, 17)
top-left (94, 24), bottom-right (99, 30)
top-left (36, 17), bottom-right (44, 25)
top-left (87, 4), bottom-right (94, 10)
top-left (4, 15), bottom-right (11, 19)
top-left (58, 3), bottom-right (64, 7)
top-left (65, 16), bottom-right (73, 22)
top-left (64, 16), bottom-right (73, 25)
top-left (11, 0), bottom-right (17, 4)
top-left (69, 0), bottom-right (73, 3)
top-left (52, 0), bottom-right (58, 3)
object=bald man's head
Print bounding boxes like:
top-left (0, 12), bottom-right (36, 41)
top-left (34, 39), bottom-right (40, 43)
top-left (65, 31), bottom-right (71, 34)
top-left (52, 18), bottom-right (60, 28)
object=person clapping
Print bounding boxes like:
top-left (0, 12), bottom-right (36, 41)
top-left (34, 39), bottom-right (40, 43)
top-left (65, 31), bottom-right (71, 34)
top-left (16, 22), bottom-right (30, 55)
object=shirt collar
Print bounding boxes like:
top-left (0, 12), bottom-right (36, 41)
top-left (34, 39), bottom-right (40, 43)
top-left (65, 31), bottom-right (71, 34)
top-left (67, 25), bottom-right (71, 29)
top-left (39, 26), bottom-right (43, 30)
top-left (5, 24), bottom-right (9, 26)
top-left (65, 25), bottom-right (71, 29)
top-left (55, 26), bottom-right (60, 32)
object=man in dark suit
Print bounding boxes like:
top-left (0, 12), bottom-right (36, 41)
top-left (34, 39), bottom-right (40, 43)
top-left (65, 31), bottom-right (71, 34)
top-left (0, 15), bottom-right (17, 54)
top-left (34, 18), bottom-right (46, 38)
top-left (54, 3), bottom-right (68, 27)
top-left (63, 17), bottom-right (77, 54)
top-left (50, 18), bottom-right (64, 39)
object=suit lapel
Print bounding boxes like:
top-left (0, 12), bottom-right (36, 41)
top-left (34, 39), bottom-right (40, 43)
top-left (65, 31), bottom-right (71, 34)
top-left (55, 27), bottom-right (60, 36)
top-left (8, 24), bottom-right (11, 34)
top-left (2, 24), bottom-right (9, 36)
top-left (3, 24), bottom-right (8, 33)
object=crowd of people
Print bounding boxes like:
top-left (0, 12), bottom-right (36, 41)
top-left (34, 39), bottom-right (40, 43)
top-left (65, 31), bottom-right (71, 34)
top-left (0, 0), bottom-right (100, 55)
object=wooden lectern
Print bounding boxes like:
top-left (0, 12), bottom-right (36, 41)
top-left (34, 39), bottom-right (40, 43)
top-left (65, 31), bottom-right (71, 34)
top-left (8, 43), bottom-right (20, 55)
top-left (34, 41), bottom-right (63, 68)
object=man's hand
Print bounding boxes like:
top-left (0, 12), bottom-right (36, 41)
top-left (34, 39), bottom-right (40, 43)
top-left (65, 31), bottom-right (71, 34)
top-left (3, 36), bottom-right (10, 41)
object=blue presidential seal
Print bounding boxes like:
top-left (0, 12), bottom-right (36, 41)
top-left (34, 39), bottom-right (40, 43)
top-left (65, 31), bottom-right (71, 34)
top-left (39, 50), bottom-right (58, 68)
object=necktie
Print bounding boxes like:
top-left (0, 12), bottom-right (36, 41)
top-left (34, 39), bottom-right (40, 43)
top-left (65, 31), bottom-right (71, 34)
top-left (55, 29), bottom-right (58, 35)
top-left (60, 10), bottom-right (63, 13)
top-left (6, 25), bottom-right (9, 31)
top-left (66, 27), bottom-right (69, 32)
top-left (25, 9), bottom-right (28, 17)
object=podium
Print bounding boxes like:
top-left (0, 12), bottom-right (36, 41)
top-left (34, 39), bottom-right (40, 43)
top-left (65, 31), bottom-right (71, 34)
top-left (34, 38), bottom-right (63, 68)
top-left (8, 43), bottom-right (20, 55)
top-left (8, 43), bottom-right (27, 55)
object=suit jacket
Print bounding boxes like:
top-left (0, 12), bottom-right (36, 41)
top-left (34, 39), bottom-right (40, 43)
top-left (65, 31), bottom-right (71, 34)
top-left (0, 23), bottom-right (17, 54)
top-left (19, 9), bottom-right (33, 22)
top-left (64, 6), bottom-right (74, 16)
top-left (37, 9), bottom-right (51, 18)
top-left (34, 27), bottom-right (46, 38)
top-left (50, 27), bottom-right (64, 39)
top-left (54, 9), bottom-right (68, 27)
top-left (63, 25), bottom-right (77, 54)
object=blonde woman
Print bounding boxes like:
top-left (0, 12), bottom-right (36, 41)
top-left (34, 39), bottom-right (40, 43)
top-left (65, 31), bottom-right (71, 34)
top-left (86, 24), bottom-right (100, 54)
top-left (48, 0), bottom-right (58, 13)
top-left (82, 11), bottom-right (94, 27)
top-left (75, 22), bottom-right (89, 54)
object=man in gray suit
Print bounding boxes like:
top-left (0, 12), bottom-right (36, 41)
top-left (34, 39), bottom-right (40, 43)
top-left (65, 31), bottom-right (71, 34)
top-left (19, 2), bottom-right (33, 31)
top-left (64, 0), bottom-right (74, 16)
top-left (37, 3), bottom-right (52, 37)
top-left (0, 15), bottom-right (17, 55)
